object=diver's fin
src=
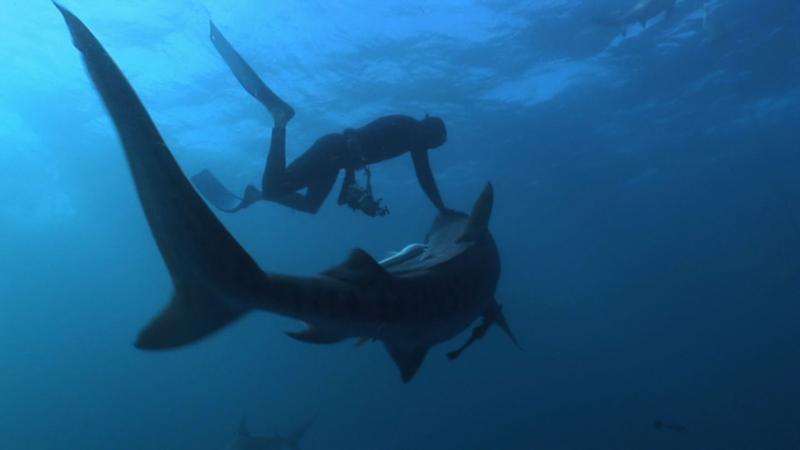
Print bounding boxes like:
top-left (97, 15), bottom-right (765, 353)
top-left (238, 418), bottom-right (251, 438)
top-left (458, 183), bottom-right (494, 242)
top-left (286, 416), bottom-right (315, 450)
top-left (209, 21), bottom-right (294, 125)
top-left (286, 325), bottom-right (346, 344)
top-left (384, 343), bottom-right (430, 383)
top-left (490, 301), bottom-right (521, 350)
top-left (323, 248), bottom-right (392, 285)
top-left (54, 3), bottom-right (264, 350)
top-left (191, 169), bottom-right (260, 213)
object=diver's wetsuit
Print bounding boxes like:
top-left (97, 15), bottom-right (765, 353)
top-left (193, 22), bottom-right (448, 217)
top-left (262, 115), bottom-right (446, 216)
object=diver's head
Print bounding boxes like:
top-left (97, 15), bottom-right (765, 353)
top-left (419, 114), bottom-right (447, 149)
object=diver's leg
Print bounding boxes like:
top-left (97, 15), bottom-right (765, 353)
top-left (268, 169), bottom-right (338, 214)
top-left (209, 21), bottom-right (294, 126)
top-left (302, 169), bottom-right (339, 213)
top-left (265, 132), bottom-right (343, 199)
top-left (262, 125), bottom-right (289, 195)
top-left (337, 168), bottom-right (356, 205)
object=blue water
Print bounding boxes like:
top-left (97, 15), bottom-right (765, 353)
top-left (2, 0), bottom-right (799, 449)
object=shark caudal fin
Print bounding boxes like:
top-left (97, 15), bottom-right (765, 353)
top-left (54, 4), bottom-right (265, 349)
top-left (458, 182), bottom-right (494, 242)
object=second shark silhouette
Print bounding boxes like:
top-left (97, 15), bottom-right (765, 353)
top-left (227, 417), bottom-right (312, 450)
top-left (54, 3), bottom-right (518, 383)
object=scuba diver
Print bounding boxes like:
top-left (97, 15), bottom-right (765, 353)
top-left (192, 22), bottom-right (450, 217)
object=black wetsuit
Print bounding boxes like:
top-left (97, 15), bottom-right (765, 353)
top-left (192, 22), bottom-right (448, 217)
top-left (262, 115), bottom-right (446, 215)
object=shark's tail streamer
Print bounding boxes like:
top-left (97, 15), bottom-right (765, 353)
top-left (53, 3), bottom-right (266, 349)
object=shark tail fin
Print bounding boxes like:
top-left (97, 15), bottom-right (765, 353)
top-left (54, 3), bottom-right (265, 350)
top-left (286, 416), bottom-right (315, 450)
top-left (136, 288), bottom-right (249, 350)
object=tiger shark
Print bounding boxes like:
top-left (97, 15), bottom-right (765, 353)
top-left (54, 3), bottom-right (517, 382)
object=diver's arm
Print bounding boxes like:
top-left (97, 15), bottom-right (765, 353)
top-left (411, 148), bottom-right (447, 211)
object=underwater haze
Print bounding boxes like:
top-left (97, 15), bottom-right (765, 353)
top-left (2, 0), bottom-right (800, 449)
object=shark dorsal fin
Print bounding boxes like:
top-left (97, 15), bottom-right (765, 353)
top-left (323, 248), bottom-right (391, 284)
top-left (384, 343), bottom-right (430, 383)
top-left (238, 418), bottom-right (250, 438)
top-left (457, 182), bottom-right (494, 242)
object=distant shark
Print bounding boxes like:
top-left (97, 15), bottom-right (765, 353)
top-left (54, 4), bottom-right (518, 383)
top-left (227, 418), bottom-right (311, 450)
top-left (596, 0), bottom-right (677, 35)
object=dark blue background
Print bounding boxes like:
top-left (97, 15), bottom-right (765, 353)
top-left (1, 0), bottom-right (798, 448)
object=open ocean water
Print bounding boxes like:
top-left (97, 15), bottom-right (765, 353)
top-left (1, 1), bottom-right (799, 449)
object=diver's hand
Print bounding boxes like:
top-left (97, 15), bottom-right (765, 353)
top-left (361, 198), bottom-right (389, 217)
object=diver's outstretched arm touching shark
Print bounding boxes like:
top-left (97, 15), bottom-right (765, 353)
top-left (195, 22), bottom-right (451, 217)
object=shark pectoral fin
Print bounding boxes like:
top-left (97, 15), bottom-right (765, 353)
top-left (493, 304), bottom-right (522, 350)
top-left (384, 343), bottom-right (430, 383)
top-left (286, 325), bottom-right (345, 344)
top-left (457, 183), bottom-right (493, 242)
top-left (323, 248), bottom-right (392, 285)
